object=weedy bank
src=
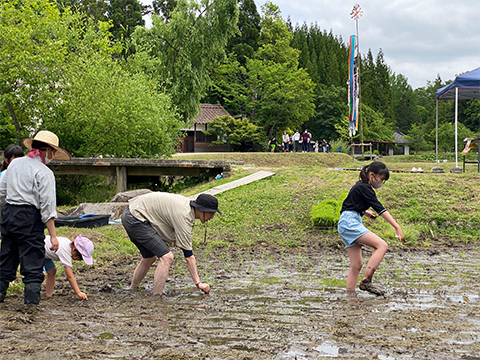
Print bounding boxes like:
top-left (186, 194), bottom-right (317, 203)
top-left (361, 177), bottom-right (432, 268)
top-left (55, 152), bottom-right (480, 265)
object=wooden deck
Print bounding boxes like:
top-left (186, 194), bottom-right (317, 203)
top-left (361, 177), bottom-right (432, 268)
top-left (48, 158), bottom-right (243, 193)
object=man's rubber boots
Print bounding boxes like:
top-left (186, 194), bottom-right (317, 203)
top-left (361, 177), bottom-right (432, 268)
top-left (24, 282), bottom-right (41, 305)
top-left (0, 282), bottom-right (8, 303)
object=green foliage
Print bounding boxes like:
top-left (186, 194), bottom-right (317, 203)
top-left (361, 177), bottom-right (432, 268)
top-left (131, 0), bottom-right (239, 121)
top-left (0, 0), bottom-right (69, 142)
top-left (152, 0), bottom-right (177, 21)
top-left (49, 50), bottom-right (182, 157)
top-left (361, 104), bottom-right (395, 142)
top-left (55, 0), bottom-right (109, 22)
top-left (226, 0), bottom-right (260, 65)
top-left (405, 123), bottom-right (429, 160)
top-left (108, 0), bottom-right (145, 57)
top-left (56, 175), bottom-right (116, 206)
top-left (204, 59), bottom-right (251, 118)
top-left (434, 122), bottom-right (474, 154)
top-left (391, 73), bottom-right (418, 132)
top-left (204, 115), bottom-right (262, 150)
top-left (247, 2), bottom-right (315, 136)
top-left (0, 114), bottom-right (16, 148)
top-left (305, 84), bottom-right (348, 141)
top-left (328, 139), bottom-right (350, 154)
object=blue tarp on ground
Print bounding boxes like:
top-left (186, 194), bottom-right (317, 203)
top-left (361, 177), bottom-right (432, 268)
top-left (436, 67), bottom-right (480, 100)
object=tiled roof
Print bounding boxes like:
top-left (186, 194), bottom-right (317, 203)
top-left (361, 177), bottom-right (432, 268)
top-left (194, 104), bottom-right (232, 124)
top-left (393, 129), bottom-right (410, 144)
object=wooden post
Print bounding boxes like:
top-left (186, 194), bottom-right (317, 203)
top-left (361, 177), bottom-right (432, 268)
top-left (116, 166), bottom-right (127, 193)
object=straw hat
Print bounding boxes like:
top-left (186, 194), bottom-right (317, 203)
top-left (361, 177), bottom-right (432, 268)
top-left (23, 130), bottom-right (71, 161)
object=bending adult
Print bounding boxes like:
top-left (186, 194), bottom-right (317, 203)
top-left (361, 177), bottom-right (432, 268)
top-left (121, 192), bottom-right (221, 295)
top-left (0, 131), bottom-right (71, 304)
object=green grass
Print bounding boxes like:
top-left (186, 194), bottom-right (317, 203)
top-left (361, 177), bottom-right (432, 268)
top-left (179, 152), bottom-right (480, 248)
top-left (43, 152), bottom-right (480, 267)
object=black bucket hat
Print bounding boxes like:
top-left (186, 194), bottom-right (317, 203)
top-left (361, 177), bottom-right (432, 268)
top-left (190, 194), bottom-right (222, 214)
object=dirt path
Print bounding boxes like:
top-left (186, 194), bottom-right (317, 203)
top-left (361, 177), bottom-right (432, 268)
top-left (1, 247), bottom-right (479, 359)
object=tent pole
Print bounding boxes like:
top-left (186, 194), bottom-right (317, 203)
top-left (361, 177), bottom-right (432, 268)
top-left (435, 100), bottom-right (439, 167)
top-left (455, 87), bottom-right (458, 168)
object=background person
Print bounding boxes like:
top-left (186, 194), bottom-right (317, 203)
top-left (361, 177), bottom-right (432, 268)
top-left (44, 235), bottom-right (94, 300)
top-left (337, 161), bottom-right (404, 296)
top-left (282, 131), bottom-right (289, 152)
top-left (0, 130), bottom-right (71, 305)
top-left (267, 137), bottom-right (278, 152)
top-left (121, 193), bottom-right (221, 296)
top-left (301, 130), bottom-right (310, 152)
top-left (0, 144), bottom-right (24, 218)
top-left (293, 130), bottom-right (300, 152)
top-left (0, 144), bottom-right (24, 178)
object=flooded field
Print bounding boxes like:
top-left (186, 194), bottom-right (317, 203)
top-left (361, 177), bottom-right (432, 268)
top-left (1, 246), bottom-right (480, 359)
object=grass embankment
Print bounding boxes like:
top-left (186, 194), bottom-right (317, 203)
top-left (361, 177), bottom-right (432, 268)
top-left (53, 152), bottom-right (480, 269)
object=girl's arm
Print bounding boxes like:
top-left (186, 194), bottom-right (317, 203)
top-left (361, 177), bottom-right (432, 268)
top-left (380, 211), bottom-right (404, 243)
top-left (64, 266), bottom-right (88, 300)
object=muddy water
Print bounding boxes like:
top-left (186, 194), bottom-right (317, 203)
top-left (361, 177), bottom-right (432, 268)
top-left (1, 247), bottom-right (480, 359)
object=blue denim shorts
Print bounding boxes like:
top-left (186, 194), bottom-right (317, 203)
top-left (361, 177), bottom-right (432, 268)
top-left (337, 211), bottom-right (370, 248)
top-left (43, 258), bottom-right (56, 272)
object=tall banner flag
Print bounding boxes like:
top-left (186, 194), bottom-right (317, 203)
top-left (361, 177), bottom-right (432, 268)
top-left (348, 34), bottom-right (359, 137)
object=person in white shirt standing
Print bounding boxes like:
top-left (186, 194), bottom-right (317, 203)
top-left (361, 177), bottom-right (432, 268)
top-left (293, 130), bottom-right (301, 152)
top-left (0, 131), bottom-right (71, 305)
top-left (282, 131), bottom-right (290, 152)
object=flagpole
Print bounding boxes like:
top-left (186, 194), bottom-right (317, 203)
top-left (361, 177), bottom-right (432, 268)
top-left (356, 15), bottom-right (363, 154)
top-left (351, 4), bottom-right (363, 155)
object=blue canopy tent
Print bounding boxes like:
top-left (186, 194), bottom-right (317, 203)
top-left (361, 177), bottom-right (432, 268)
top-left (435, 67), bottom-right (480, 171)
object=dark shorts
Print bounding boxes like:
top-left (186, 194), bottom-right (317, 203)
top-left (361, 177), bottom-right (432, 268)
top-left (121, 207), bottom-right (170, 259)
top-left (44, 258), bottom-right (56, 272)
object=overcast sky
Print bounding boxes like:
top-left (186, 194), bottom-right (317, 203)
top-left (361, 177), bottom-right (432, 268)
top-left (141, 0), bottom-right (480, 89)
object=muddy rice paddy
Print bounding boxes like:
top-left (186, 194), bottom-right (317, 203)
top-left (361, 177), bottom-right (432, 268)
top-left (1, 246), bottom-right (480, 359)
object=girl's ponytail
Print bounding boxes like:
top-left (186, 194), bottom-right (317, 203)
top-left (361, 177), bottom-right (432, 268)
top-left (359, 164), bottom-right (370, 183)
top-left (358, 161), bottom-right (389, 183)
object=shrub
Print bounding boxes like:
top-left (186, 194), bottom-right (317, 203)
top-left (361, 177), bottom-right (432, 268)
top-left (329, 139), bottom-right (350, 154)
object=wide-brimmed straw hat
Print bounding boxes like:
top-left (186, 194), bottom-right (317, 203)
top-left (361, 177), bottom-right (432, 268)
top-left (190, 194), bottom-right (222, 214)
top-left (23, 130), bottom-right (71, 161)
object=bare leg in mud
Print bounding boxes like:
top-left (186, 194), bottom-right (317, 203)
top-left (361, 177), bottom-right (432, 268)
top-left (357, 231), bottom-right (388, 282)
top-left (346, 245), bottom-right (363, 291)
top-left (153, 252), bottom-right (174, 295)
top-left (131, 256), bottom-right (157, 289)
top-left (346, 231), bottom-right (388, 292)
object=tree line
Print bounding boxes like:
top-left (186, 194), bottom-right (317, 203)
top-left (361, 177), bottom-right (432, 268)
top-left (1, 0), bottom-right (478, 157)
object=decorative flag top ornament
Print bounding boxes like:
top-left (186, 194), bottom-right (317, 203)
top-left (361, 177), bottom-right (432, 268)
top-left (350, 4), bottom-right (363, 20)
